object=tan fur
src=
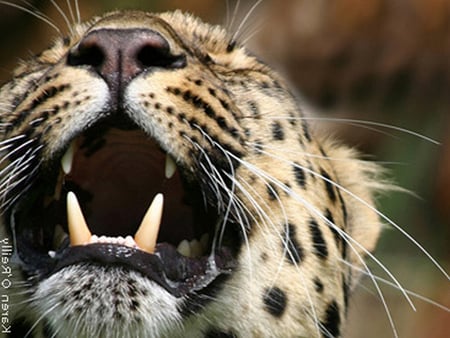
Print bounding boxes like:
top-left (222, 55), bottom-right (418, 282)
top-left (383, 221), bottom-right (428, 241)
top-left (0, 10), bottom-right (383, 337)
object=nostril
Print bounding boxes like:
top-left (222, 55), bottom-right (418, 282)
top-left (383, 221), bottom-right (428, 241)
top-left (137, 45), bottom-right (170, 68)
top-left (67, 42), bottom-right (105, 68)
top-left (137, 45), bottom-right (186, 69)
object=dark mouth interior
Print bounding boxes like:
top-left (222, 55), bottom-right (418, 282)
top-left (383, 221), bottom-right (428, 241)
top-left (66, 124), bottom-right (208, 242)
top-left (12, 116), bottom-right (237, 296)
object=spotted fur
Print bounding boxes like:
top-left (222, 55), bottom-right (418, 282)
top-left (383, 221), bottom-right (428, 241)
top-left (0, 9), bottom-right (387, 338)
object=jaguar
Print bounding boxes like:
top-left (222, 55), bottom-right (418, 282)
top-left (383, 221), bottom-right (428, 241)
top-left (0, 3), bottom-right (446, 337)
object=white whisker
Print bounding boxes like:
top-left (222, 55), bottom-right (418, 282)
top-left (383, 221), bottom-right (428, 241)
top-left (228, 0), bottom-right (241, 32)
top-left (240, 21), bottom-right (263, 46)
top-left (25, 302), bottom-right (59, 338)
top-left (341, 259), bottom-right (450, 312)
top-left (65, 0), bottom-right (76, 26)
top-left (50, 0), bottom-right (72, 34)
top-left (0, 1), bottom-right (61, 35)
top-left (230, 0), bottom-right (264, 44)
top-left (73, 0), bottom-right (81, 24)
top-left (262, 116), bottom-right (440, 145)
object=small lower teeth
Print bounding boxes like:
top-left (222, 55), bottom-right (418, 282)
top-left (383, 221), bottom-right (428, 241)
top-left (177, 240), bottom-right (191, 257)
top-left (176, 234), bottom-right (209, 258)
top-left (190, 239), bottom-right (202, 257)
top-left (90, 235), bottom-right (139, 249)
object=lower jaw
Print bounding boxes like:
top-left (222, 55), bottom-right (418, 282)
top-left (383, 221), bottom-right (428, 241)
top-left (12, 186), bottom-right (239, 298)
top-left (47, 242), bottom-right (236, 297)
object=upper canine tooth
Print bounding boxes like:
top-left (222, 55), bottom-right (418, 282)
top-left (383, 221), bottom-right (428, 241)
top-left (67, 191), bottom-right (92, 246)
top-left (61, 141), bottom-right (75, 174)
top-left (165, 154), bottom-right (177, 179)
top-left (134, 193), bottom-right (164, 254)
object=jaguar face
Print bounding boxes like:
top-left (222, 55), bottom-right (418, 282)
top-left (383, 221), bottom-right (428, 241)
top-left (1, 7), bottom-right (386, 338)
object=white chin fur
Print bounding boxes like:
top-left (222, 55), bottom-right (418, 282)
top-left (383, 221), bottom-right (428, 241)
top-left (33, 265), bottom-right (182, 338)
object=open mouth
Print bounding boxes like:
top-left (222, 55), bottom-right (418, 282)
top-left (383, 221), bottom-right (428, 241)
top-left (12, 116), bottom-right (237, 297)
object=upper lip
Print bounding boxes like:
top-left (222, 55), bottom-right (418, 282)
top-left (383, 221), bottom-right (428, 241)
top-left (10, 115), bottom-right (238, 296)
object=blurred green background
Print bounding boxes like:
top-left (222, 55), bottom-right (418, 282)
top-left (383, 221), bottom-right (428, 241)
top-left (0, 1), bottom-right (448, 337)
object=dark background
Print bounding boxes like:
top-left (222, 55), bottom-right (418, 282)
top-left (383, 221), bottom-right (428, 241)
top-left (0, 1), bottom-right (448, 337)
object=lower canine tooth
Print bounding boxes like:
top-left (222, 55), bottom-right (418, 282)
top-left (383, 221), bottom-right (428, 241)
top-left (67, 191), bottom-right (92, 246)
top-left (177, 239), bottom-right (191, 257)
top-left (134, 193), bottom-right (164, 254)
